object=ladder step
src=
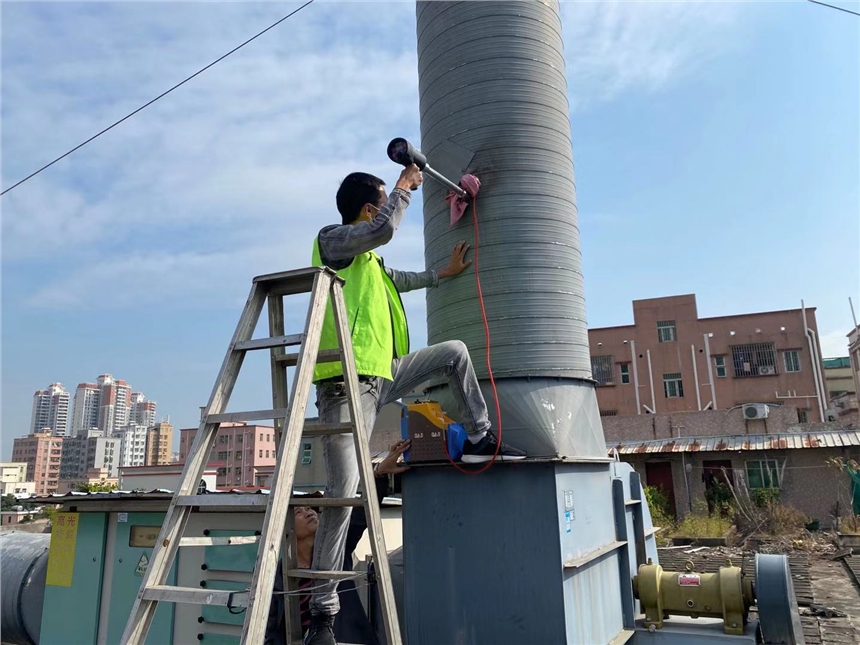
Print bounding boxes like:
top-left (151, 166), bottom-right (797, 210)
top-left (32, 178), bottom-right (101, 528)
top-left (142, 585), bottom-right (249, 607)
top-left (275, 349), bottom-right (341, 367)
top-left (177, 494), bottom-right (270, 507)
top-left (253, 266), bottom-right (337, 296)
top-left (290, 497), bottom-right (363, 507)
top-left (303, 421), bottom-right (354, 437)
top-left (287, 569), bottom-right (363, 581)
top-left (235, 334), bottom-right (304, 352)
top-left (179, 535), bottom-right (261, 547)
top-left (208, 408), bottom-right (288, 424)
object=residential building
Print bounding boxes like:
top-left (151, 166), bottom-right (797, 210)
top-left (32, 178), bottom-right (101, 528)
top-left (10, 430), bottom-right (63, 496)
top-left (146, 422), bottom-right (174, 466)
top-left (178, 423), bottom-right (277, 488)
top-left (589, 295), bottom-right (828, 422)
top-left (86, 437), bottom-right (121, 480)
top-left (60, 436), bottom-right (89, 481)
top-left (0, 462), bottom-right (35, 497)
top-left (30, 383), bottom-right (71, 436)
top-left (114, 425), bottom-right (148, 467)
top-left (824, 356), bottom-right (859, 422)
top-left (71, 374), bottom-right (157, 437)
top-left (130, 392), bottom-right (157, 427)
top-left (71, 382), bottom-right (100, 436)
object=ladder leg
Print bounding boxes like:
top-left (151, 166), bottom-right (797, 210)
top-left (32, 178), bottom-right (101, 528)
top-left (268, 293), bottom-right (303, 645)
top-left (122, 283), bottom-right (268, 645)
top-left (241, 271), bottom-right (334, 644)
top-left (329, 280), bottom-right (403, 645)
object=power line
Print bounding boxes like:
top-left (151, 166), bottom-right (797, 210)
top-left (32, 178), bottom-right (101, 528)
top-left (806, 0), bottom-right (860, 17)
top-left (1, 0), bottom-right (316, 197)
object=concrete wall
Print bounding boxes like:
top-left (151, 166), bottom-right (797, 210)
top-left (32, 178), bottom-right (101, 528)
top-left (603, 406), bottom-right (802, 443)
top-left (627, 445), bottom-right (859, 526)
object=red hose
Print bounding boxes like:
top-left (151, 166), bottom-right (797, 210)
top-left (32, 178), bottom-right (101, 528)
top-left (444, 195), bottom-right (502, 475)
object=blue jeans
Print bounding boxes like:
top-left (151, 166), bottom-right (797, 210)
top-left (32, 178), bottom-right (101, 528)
top-left (309, 340), bottom-right (490, 615)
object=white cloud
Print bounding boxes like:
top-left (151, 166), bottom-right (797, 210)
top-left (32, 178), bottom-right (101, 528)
top-left (562, 1), bottom-right (741, 110)
top-left (3, 1), bottom-right (743, 308)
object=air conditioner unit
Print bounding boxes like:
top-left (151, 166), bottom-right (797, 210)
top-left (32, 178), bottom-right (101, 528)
top-left (743, 403), bottom-right (769, 420)
top-left (757, 365), bottom-right (777, 376)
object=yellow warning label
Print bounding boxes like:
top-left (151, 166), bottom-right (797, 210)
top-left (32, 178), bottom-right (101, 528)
top-left (46, 512), bottom-right (80, 587)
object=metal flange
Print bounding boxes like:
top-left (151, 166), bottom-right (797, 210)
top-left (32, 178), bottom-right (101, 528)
top-left (755, 554), bottom-right (805, 644)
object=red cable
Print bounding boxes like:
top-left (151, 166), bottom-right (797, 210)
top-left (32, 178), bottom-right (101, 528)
top-left (444, 195), bottom-right (503, 475)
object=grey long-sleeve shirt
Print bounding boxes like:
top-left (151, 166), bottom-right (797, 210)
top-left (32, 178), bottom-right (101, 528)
top-left (316, 187), bottom-right (439, 293)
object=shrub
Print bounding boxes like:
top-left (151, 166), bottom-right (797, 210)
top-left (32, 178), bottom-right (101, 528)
top-left (644, 485), bottom-right (675, 546)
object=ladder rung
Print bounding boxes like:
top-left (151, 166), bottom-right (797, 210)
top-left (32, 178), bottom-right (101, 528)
top-left (275, 349), bottom-right (341, 367)
top-left (253, 266), bottom-right (338, 296)
top-left (208, 408), bottom-right (288, 424)
top-left (287, 569), bottom-right (363, 581)
top-left (177, 494), bottom-right (269, 507)
top-left (290, 497), bottom-right (363, 507)
top-left (235, 334), bottom-right (304, 352)
top-left (179, 535), bottom-right (261, 547)
top-left (199, 623), bottom-right (243, 638)
top-left (303, 422), bottom-right (354, 437)
top-left (142, 585), bottom-right (249, 607)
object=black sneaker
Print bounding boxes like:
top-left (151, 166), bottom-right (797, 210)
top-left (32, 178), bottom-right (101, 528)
top-left (461, 432), bottom-right (527, 463)
top-left (304, 614), bottom-right (336, 645)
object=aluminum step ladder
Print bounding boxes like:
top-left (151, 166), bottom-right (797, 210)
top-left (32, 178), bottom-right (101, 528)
top-left (121, 266), bottom-right (402, 645)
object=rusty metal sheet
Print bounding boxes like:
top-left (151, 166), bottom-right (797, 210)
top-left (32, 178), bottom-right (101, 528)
top-left (611, 430), bottom-right (860, 455)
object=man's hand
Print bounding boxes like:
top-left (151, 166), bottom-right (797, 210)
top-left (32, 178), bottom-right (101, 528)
top-left (438, 240), bottom-right (473, 279)
top-left (375, 440), bottom-right (411, 476)
top-left (394, 164), bottom-right (423, 192)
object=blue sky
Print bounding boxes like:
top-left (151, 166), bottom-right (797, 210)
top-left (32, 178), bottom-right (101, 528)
top-left (2, 1), bottom-right (858, 453)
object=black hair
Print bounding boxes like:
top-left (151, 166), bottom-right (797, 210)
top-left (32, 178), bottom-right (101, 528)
top-left (336, 172), bottom-right (385, 225)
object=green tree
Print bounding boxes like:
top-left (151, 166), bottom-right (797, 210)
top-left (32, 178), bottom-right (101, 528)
top-left (76, 480), bottom-right (118, 493)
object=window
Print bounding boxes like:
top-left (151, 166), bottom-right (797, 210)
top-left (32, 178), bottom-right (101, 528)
top-left (236, 434), bottom-right (243, 444)
top-left (731, 343), bottom-right (777, 378)
top-left (657, 320), bottom-right (677, 343)
top-left (663, 373), bottom-right (684, 398)
top-left (259, 450), bottom-right (263, 458)
top-left (217, 451), bottom-right (228, 460)
top-left (266, 450), bottom-right (270, 458)
top-left (217, 467), bottom-right (227, 476)
top-left (591, 355), bottom-right (614, 386)
top-left (714, 356), bottom-right (727, 378)
top-left (746, 460), bottom-right (779, 489)
top-left (783, 350), bottom-right (801, 373)
top-left (267, 434), bottom-right (271, 442)
top-left (301, 442), bottom-right (313, 466)
top-left (234, 467), bottom-right (242, 475)
top-left (599, 410), bottom-right (618, 417)
top-left (235, 451), bottom-right (242, 460)
top-left (260, 433), bottom-right (264, 442)
top-left (619, 363), bottom-right (630, 385)
top-left (798, 409), bottom-right (809, 423)
top-left (219, 435), bottom-right (227, 444)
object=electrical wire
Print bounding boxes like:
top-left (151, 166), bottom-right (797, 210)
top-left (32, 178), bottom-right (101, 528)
top-left (444, 194), bottom-right (504, 475)
top-left (806, 0), bottom-right (860, 17)
top-left (0, 0), bottom-right (316, 197)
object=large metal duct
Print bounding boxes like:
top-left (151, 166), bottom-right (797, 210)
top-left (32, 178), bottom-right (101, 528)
top-left (417, 0), bottom-right (605, 457)
top-left (1, 531), bottom-right (50, 645)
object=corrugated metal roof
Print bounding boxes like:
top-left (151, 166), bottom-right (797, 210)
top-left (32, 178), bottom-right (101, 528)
top-left (609, 429), bottom-right (860, 455)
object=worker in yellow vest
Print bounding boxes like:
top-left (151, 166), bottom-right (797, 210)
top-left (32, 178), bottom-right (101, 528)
top-left (304, 164), bottom-right (526, 645)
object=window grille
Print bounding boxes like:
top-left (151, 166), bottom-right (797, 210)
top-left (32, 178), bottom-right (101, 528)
top-left (663, 373), bottom-right (684, 398)
top-left (731, 343), bottom-right (777, 377)
top-left (657, 320), bottom-right (677, 343)
top-left (591, 355), bottom-right (614, 386)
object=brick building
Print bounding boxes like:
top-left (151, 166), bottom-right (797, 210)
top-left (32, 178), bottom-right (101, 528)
top-left (179, 422), bottom-right (277, 488)
top-left (10, 430), bottom-right (63, 495)
top-left (589, 295), bottom-right (829, 422)
top-left (146, 422), bottom-right (174, 466)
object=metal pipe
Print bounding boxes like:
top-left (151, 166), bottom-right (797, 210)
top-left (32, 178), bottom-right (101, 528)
top-left (646, 350), bottom-right (656, 414)
top-left (703, 333), bottom-right (718, 410)
top-left (631, 341), bottom-right (642, 415)
top-left (1, 532), bottom-right (50, 645)
top-left (810, 328), bottom-right (830, 414)
top-left (801, 300), bottom-right (826, 421)
top-left (691, 344), bottom-right (702, 411)
top-left (424, 165), bottom-right (467, 198)
top-left (851, 296), bottom-right (858, 329)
